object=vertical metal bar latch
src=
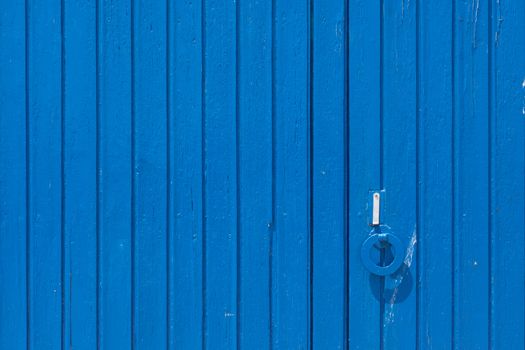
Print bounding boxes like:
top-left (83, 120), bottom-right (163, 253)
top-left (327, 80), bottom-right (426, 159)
top-left (372, 192), bottom-right (380, 226)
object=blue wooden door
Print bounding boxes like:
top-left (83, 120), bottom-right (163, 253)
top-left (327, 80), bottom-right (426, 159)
top-left (1, 0), bottom-right (524, 349)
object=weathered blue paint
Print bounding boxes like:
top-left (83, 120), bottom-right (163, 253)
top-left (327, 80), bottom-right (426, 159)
top-left (0, 0), bottom-right (524, 349)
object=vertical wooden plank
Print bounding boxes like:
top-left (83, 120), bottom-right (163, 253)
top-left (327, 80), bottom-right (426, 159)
top-left (381, 0), bottom-right (417, 347)
top-left (453, 0), bottom-right (490, 348)
top-left (203, 0), bottom-right (238, 347)
top-left (348, 0), bottom-right (382, 348)
top-left (417, 0), bottom-right (454, 347)
top-left (490, 0), bottom-right (525, 347)
top-left (98, 0), bottom-right (133, 347)
top-left (26, 0), bottom-right (63, 347)
top-left (237, 0), bottom-right (272, 347)
top-left (168, 0), bottom-right (204, 348)
top-left (0, 1), bottom-right (28, 348)
top-left (311, 0), bottom-right (346, 347)
top-left (63, 0), bottom-right (97, 348)
top-left (272, 0), bottom-right (310, 347)
top-left (132, 0), bottom-right (168, 348)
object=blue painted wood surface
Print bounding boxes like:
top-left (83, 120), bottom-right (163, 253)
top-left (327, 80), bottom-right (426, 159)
top-left (0, 0), bottom-right (524, 349)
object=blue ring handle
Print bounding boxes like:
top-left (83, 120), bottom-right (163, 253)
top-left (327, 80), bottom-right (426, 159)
top-left (361, 233), bottom-right (404, 276)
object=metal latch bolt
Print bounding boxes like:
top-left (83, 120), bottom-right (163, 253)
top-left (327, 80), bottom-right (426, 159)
top-left (372, 192), bottom-right (380, 226)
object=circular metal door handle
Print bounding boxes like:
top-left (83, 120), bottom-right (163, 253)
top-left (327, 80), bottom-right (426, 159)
top-left (361, 233), bottom-right (404, 276)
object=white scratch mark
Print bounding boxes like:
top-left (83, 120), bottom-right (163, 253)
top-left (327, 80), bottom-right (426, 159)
top-left (403, 228), bottom-right (417, 268)
top-left (224, 312), bottom-right (236, 318)
top-left (522, 78), bottom-right (525, 116)
top-left (384, 226), bottom-right (417, 324)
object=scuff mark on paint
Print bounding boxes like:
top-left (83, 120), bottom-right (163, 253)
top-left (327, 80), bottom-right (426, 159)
top-left (494, 0), bottom-right (504, 46)
top-left (471, 0), bottom-right (480, 48)
top-left (384, 226), bottom-right (417, 324)
top-left (401, 0), bottom-right (411, 20)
